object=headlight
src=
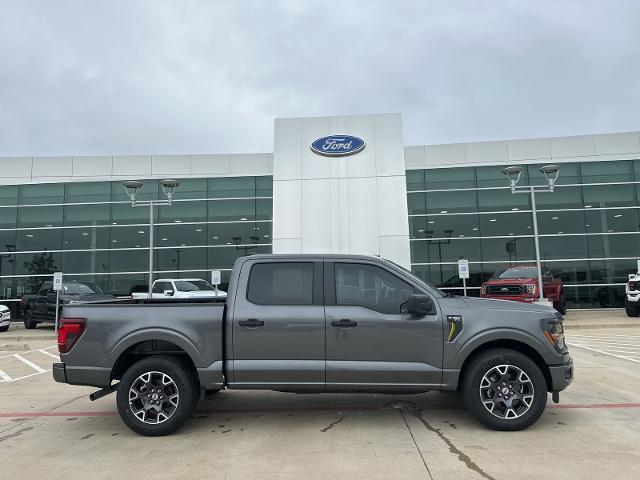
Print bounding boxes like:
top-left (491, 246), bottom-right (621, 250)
top-left (525, 284), bottom-right (536, 295)
top-left (480, 286), bottom-right (487, 295)
top-left (542, 319), bottom-right (566, 352)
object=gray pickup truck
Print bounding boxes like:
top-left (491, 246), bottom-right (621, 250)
top-left (53, 254), bottom-right (573, 436)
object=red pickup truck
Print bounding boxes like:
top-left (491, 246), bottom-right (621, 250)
top-left (480, 265), bottom-right (566, 314)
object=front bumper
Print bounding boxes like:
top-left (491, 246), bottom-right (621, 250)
top-left (548, 358), bottom-right (574, 392)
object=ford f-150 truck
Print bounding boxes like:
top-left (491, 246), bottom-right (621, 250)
top-left (53, 254), bottom-right (573, 436)
top-left (481, 265), bottom-right (566, 314)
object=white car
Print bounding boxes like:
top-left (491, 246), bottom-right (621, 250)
top-left (132, 279), bottom-right (227, 300)
top-left (0, 304), bottom-right (10, 332)
top-left (625, 274), bottom-right (640, 317)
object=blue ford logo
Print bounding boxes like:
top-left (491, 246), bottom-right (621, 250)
top-left (310, 135), bottom-right (365, 157)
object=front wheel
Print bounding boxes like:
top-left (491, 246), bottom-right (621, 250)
top-left (116, 356), bottom-right (197, 436)
top-left (0, 324), bottom-right (9, 332)
top-left (462, 348), bottom-right (547, 431)
top-left (625, 300), bottom-right (640, 317)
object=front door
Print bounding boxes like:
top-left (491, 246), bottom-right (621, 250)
top-left (325, 261), bottom-right (443, 391)
top-left (231, 259), bottom-right (325, 390)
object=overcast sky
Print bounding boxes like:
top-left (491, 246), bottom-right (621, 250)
top-left (1, 0), bottom-right (639, 157)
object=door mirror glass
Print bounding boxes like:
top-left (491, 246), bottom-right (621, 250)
top-left (407, 294), bottom-right (434, 315)
top-left (163, 289), bottom-right (174, 296)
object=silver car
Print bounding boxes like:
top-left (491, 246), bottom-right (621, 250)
top-left (0, 304), bottom-right (10, 332)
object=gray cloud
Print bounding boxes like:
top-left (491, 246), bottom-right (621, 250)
top-left (0, 0), bottom-right (639, 156)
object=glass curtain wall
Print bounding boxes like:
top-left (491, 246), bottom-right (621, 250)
top-left (0, 176), bottom-right (273, 314)
top-left (407, 160), bottom-right (640, 308)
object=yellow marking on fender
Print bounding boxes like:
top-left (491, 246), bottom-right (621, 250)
top-left (448, 322), bottom-right (456, 342)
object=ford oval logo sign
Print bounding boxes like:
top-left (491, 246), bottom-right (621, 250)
top-left (310, 135), bottom-right (365, 157)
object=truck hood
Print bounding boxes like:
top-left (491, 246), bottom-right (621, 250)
top-left (483, 277), bottom-right (537, 285)
top-left (456, 295), bottom-right (558, 316)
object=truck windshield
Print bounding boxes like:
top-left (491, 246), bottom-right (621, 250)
top-left (174, 280), bottom-right (214, 292)
top-left (63, 283), bottom-right (103, 294)
top-left (493, 267), bottom-right (538, 279)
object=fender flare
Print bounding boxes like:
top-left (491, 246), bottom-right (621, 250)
top-left (452, 327), bottom-right (553, 369)
top-left (109, 328), bottom-right (206, 368)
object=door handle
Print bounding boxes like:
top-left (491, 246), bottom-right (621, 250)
top-left (331, 319), bottom-right (357, 328)
top-left (239, 319), bottom-right (264, 327)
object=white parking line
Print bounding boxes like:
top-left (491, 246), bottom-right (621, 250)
top-left (568, 342), bottom-right (640, 364)
top-left (0, 370), bottom-right (11, 382)
top-left (13, 354), bottom-right (47, 373)
top-left (38, 349), bottom-right (60, 360)
top-left (0, 346), bottom-right (57, 360)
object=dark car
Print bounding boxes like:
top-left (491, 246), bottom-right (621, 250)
top-left (21, 280), bottom-right (114, 329)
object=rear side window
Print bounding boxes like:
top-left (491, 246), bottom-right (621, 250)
top-left (247, 263), bottom-right (314, 305)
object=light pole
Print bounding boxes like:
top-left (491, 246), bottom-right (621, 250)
top-left (122, 179), bottom-right (180, 296)
top-left (502, 165), bottom-right (559, 305)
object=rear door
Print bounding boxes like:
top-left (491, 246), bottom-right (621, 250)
top-left (325, 260), bottom-right (444, 391)
top-left (33, 282), bottom-right (51, 321)
top-left (230, 259), bottom-right (325, 390)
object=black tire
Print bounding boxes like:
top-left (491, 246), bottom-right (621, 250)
top-left (553, 294), bottom-right (567, 315)
top-left (23, 309), bottom-right (38, 329)
top-left (0, 324), bottom-right (9, 332)
top-left (625, 300), bottom-right (640, 317)
top-left (462, 348), bottom-right (547, 431)
top-left (116, 356), bottom-right (197, 436)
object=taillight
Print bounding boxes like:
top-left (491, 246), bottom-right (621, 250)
top-left (58, 318), bottom-right (86, 354)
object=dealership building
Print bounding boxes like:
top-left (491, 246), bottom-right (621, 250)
top-left (1, 112), bottom-right (640, 311)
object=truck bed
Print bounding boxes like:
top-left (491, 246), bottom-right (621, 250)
top-left (58, 299), bottom-right (226, 389)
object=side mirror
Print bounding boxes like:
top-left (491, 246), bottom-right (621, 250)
top-left (407, 294), bottom-right (435, 316)
top-left (163, 290), bottom-right (174, 297)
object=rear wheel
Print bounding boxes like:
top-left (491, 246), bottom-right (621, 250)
top-left (625, 300), bottom-right (640, 317)
top-left (116, 356), bottom-right (196, 436)
top-left (23, 309), bottom-right (38, 329)
top-left (462, 348), bottom-right (547, 431)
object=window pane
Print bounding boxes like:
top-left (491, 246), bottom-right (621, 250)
top-left (64, 203), bottom-right (110, 226)
top-left (406, 170), bottom-right (425, 192)
top-left (208, 177), bottom-right (256, 198)
top-left (62, 251), bottom-right (110, 274)
top-left (528, 162), bottom-right (580, 186)
top-left (16, 252), bottom-right (61, 275)
top-left (411, 238), bottom-right (483, 263)
top-left (587, 234), bottom-right (640, 259)
top-left (111, 179), bottom-right (158, 202)
top-left (582, 184), bottom-right (635, 208)
top-left (65, 182), bottom-right (111, 203)
top-left (256, 176), bottom-right (273, 197)
top-left (481, 237), bottom-right (535, 263)
top-left (208, 199), bottom-right (258, 222)
top-left (477, 189), bottom-right (530, 212)
top-left (0, 186), bottom-right (18, 206)
top-left (208, 245), bottom-right (270, 270)
top-left (584, 208), bottom-right (639, 233)
top-left (156, 247), bottom-right (207, 271)
top-left (479, 212), bottom-right (532, 236)
top-left (157, 200), bottom-right (206, 223)
top-left (426, 168), bottom-right (476, 189)
top-left (247, 262), bottom-right (313, 305)
top-left (426, 191), bottom-right (477, 214)
top-left (580, 161), bottom-right (632, 183)
top-left (537, 211), bottom-right (586, 235)
top-left (534, 186), bottom-right (582, 209)
top-left (16, 228), bottom-right (62, 252)
top-left (18, 206), bottom-right (63, 228)
top-left (0, 207), bottom-right (17, 228)
top-left (407, 192), bottom-right (427, 215)
top-left (63, 227), bottom-right (110, 250)
top-left (540, 235), bottom-right (589, 259)
top-left (208, 222), bottom-right (271, 246)
top-left (335, 263), bottom-right (415, 314)
top-left (19, 184), bottom-right (64, 205)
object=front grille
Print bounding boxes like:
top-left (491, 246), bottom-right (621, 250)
top-left (487, 285), bottom-right (523, 295)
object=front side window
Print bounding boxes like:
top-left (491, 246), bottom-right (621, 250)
top-left (335, 263), bottom-right (415, 314)
top-left (152, 282), bottom-right (167, 294)
top-left (247, 262), bottom-right (314, 305)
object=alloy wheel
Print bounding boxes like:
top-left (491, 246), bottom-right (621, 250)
top-left (479, 364), bottom-right (534, 419)
top-left (128, 371), bottom-right (180, 424)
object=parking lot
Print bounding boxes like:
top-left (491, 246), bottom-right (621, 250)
top-left (1, 317), bottom-right (639, 480)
